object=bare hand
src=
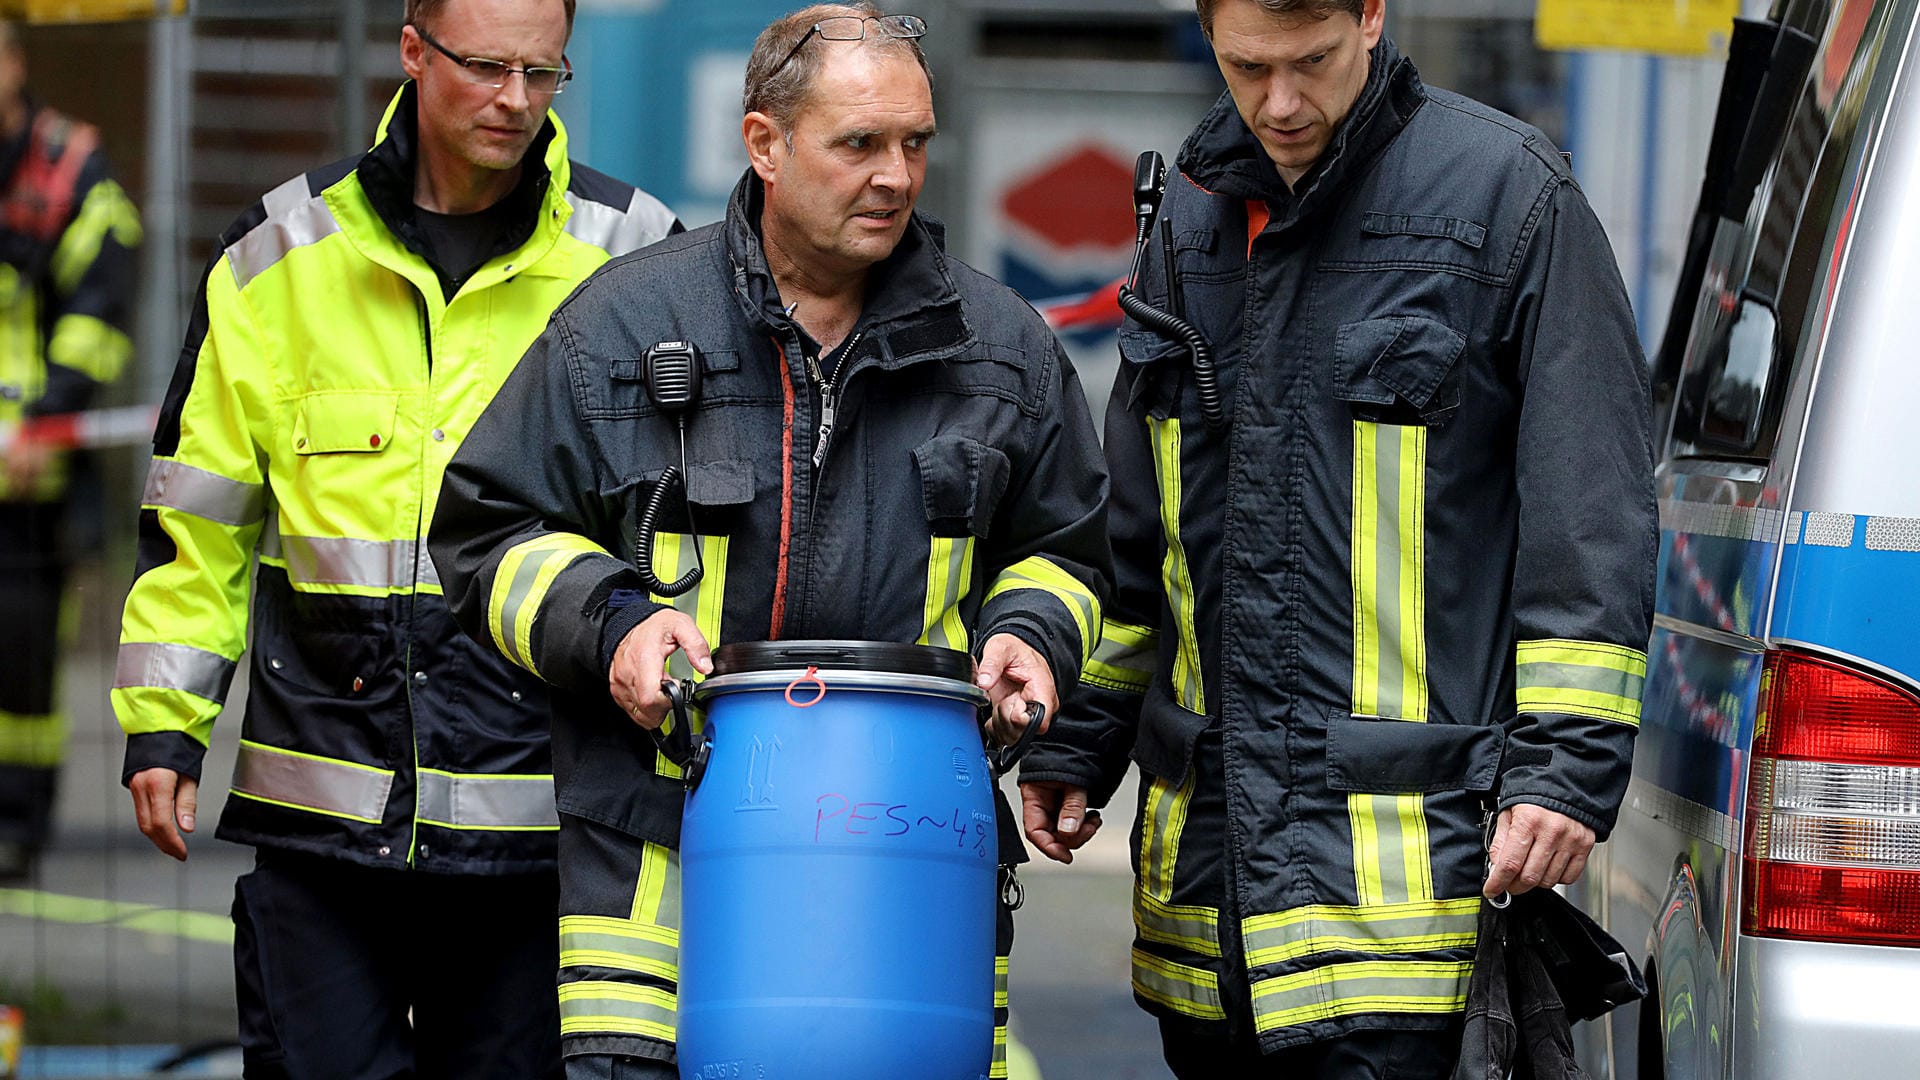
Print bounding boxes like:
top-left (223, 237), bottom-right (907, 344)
top-left (608, 608), bottom-right (712, 729)
top-left (974, 633), bottom-right (1057, 746)
top-left (1484, 804), bottom-right (1596, 897)
top-left (1021, 780), bottom-right (1102, 864)
top-left (129, 767), bottom-right (198, 861)
top-left (3, 438), bottom-right (56, 494)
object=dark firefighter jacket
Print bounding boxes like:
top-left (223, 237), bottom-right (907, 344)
top-left (0, 100), bottom-right (141, 503)
top-left (112, 84), bottom-right (679, 875)
top-left (1021, 40), bottom-right (1657, 1050)
top-left (429, 170), bottom-right (1110, 855)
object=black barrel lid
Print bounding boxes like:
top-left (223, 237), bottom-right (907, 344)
top-left (708, 640), bottom-right (974, 682)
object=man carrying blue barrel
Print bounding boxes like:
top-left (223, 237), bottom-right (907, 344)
top-left (429, 5), bottom-right (1111, 1077)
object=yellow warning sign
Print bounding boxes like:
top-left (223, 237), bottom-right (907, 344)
top-left (1536, 0), bottom-right (1739, 56)
top-left (0, 0), bottom-right (183, 21)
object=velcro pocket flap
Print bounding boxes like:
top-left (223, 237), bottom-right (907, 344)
top-left (292, 392), bottom-right (399, 454)
top-left (1132, 682), bottom-right (1212, 782)
top-left (1332, 316), bottom-right (1467, 411)
top-left (913, 433), bottom-right (1011, 537)
top-left (1325, 713), bottom-right (1503, 794)
top-left (682, 458), bottom-right (754, 507)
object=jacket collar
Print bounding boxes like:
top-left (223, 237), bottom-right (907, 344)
top-left (1177, 37), bottom-right (1424, 226)
top-left (353, 82), bottom-right (562, 269)
top-left (722, 169), bottom-right (976, 368)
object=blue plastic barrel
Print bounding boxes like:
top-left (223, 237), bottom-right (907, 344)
top-left (677, 641), bottom-right (998, 1080)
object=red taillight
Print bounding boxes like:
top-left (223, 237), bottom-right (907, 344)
top-left (1742, 651), bottom-right (1920, 946)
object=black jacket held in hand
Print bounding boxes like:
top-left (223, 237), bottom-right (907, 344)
top-left (431, 170), bottom-right (1110, 852)
top-left (1023, 39), bottom-right (1656, 1050)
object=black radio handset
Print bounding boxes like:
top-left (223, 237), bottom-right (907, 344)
top-left (1115, 150), bottom-right (1225, 430)
top-left (636, 341), bottom-right (705, 598)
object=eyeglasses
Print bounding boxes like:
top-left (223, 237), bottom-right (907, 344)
top-left (766, 14), bottom-right (928, 81)
top-left (413, 25), bottom-right (574, 95)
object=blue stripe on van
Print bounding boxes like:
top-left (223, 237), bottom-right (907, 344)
top-left (1773, 522), bottom-right (1920, 683)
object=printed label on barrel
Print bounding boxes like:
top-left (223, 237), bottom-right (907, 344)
top-left (691, 1061), bottom-right (762, 1079)
top-left (813, 794), bottom-right (993, 857)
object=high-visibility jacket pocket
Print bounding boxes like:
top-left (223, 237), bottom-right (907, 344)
top-left (1325, 712), bottom-right (1503, 795)
top-left (291, 391), bottom-right (400, 454)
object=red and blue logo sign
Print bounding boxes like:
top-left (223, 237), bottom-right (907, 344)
top-left (998, 145), bottom-right (1132, 340)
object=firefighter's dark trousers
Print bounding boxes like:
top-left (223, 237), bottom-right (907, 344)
top-left (0, 501), bottom-right (68, 859)
top-left (231, 849), bottom-right (562, 1080)
top-left (1161, 1019), bottom-right (1464, 1079)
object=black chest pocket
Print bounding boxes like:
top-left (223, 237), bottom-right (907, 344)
top-left (1321, 212), bottom-right (1498, 280)
top-left (1332, 316), bottom-right (1467, 426)
top-left (622, 458), bottom-right (757, 537)
top-left (912, 433), bottom-right (1010, 539)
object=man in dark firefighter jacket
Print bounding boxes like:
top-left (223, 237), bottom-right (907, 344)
top-left (1018, 0), bottom-right (1656, 1075)
top-left (0, 20), bottom-right (140, 882)
top-left (113, 0), bottom-right (679, 1074)
top-left (430, 5), bottom-right (1110, 1076)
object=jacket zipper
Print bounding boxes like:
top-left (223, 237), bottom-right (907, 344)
top-left (403, 291), bottom-right (433, 868)
top-left (807, 331), bottom-right (862, 471)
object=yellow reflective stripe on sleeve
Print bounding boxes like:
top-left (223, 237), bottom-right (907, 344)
top-left (984, 555), bottom-right (1100, 668)
top-left (487, 533), bottom-right (608, 676)
top-left (1516, 639), bottom-right (1647, 726)
top-left (559, 914), bottom-right (680, 982)
top-left (1081, 618), bottom-right (1157, 694)
top-left (556, 981), bottom-right (677, 1041)
top-left (46, 313), bottom-right (133, 384)
top-left (1137, 768), bottom-right (1195, 903)
top-left (1249, 959), bottom-right (1471, 1032)
top-left (50, 178), bottom-right (143, 297)
top-left (1134, 886), bottom-right (1222, 958)
top-left (1132, 947), bottom-right (1227, 1020)
top-left (650, 533), bottom-right (727, 780)
top-left (917, 535), bottom-right (976, 652)
top-left (1240, 897), bottom-right (1480, 967)
top-left (1148, 417), bottom-right (1205, 713)
top-left (1348, 421), bottom-right (1434, 908)
top-left (0, 709), bottom-right (67, 768)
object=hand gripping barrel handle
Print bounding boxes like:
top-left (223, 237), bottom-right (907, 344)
top-left (988, 702), bottom-right (1047, 776)
top-left (647, 678), bottom-right (711, 790)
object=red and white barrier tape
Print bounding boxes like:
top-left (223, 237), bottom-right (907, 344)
top-left (0, 404), bottom-right (161, 454)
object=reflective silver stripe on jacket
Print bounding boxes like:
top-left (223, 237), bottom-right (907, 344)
top-left (563, 188), bottom-right (677, 256)
top-left (416, 769), bottom-right (560, 830)
top-left (277, 535), bottom-right (440, 590)
top-left (227, 173), bottom-right (343, 290)
top-left (231, 740), bottom-right (393, 824)
top-left (113, 641), bottom-right (238, 703)
top-left (141, 458), bottom-right (267, 526)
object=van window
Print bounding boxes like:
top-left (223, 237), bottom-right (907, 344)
top-left (1696, 297), bottom-right (1780, 452)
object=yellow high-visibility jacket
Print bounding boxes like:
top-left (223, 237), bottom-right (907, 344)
top-left (113, 84), bottom-right (679, 874)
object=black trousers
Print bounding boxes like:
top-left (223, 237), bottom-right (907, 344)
top-left (0, 501), bottom-right (68, 852)
top-left (232, 849), bottom-right (563, 1080)
top-left (1162, 1019), bottom-right (1464, 1079)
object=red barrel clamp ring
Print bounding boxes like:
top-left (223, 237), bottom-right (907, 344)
top-left (785, 665), bottom-right (828, 708)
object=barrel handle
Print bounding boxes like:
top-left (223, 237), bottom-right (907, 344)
top-left (987, 702), bottom-right (1046, 776)
top-left (647, 678), bottom-right (710, 790)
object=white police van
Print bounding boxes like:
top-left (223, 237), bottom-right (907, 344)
top-left (1576, 0), bottom-right (1920, 1075)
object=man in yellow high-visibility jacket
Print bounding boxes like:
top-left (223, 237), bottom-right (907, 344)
top-left (111, 0), bottom-right (678, 1073)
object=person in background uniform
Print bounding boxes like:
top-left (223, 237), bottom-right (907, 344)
top-left (112, 0), bottom-right (678, 1074)
top-left (0, 19), bottom-right (141, 883)
top-left (429, 5), bottom-right (1110, 1076)
top-left (1018, 0), bottom-right (1656, 1076)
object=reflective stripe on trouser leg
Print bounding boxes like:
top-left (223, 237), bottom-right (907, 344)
top-left (1348, 421), bottom-right (1433, 907)
top-left (1148, 417), bottom-right (1205, 713)
top-left (0, 709), bottom-right (66, 769)
top-left (649, 532), bottom-right (728, 782)
top-left (1131, 766), bottom-right (1224, 1019)
top-left (917, 535), bottom-right (975, 652)
top-left (558, 823), bottom-right (681, 1051)
top-left (993, 874), bottom-right (1014, 1079)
